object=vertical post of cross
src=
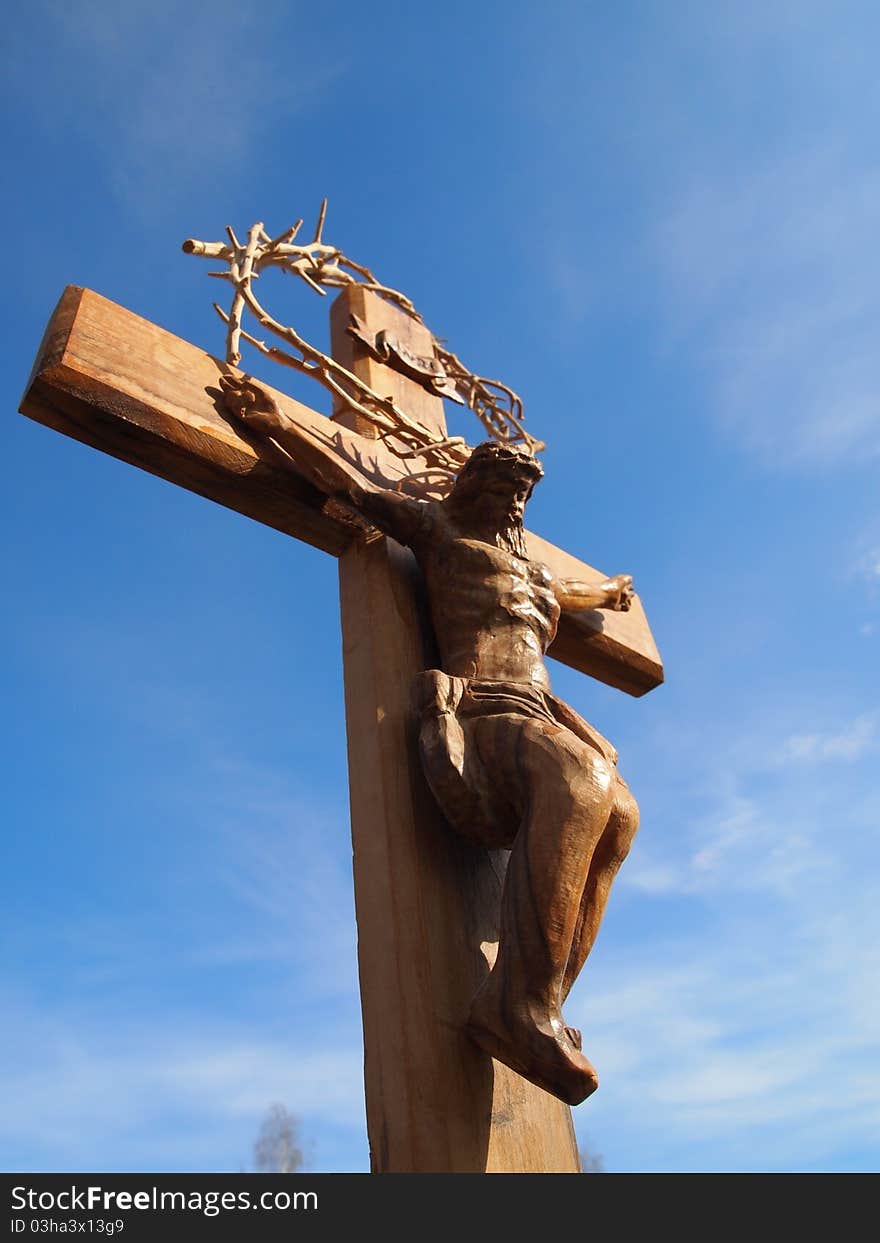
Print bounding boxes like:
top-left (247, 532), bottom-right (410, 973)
top-left (329, 287), bottom-right (581, 1172)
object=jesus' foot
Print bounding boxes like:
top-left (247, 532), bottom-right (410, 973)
top-left (466, 993), bottom-right (598, 1106)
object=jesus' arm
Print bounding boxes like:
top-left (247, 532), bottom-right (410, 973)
top-left (219, 375), bottom-right (426, 546)
top-left (554, 573), bottom-right (634, 613)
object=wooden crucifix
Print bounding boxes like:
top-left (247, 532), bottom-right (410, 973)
top-left (21, 274), bottom-right (662, 1172)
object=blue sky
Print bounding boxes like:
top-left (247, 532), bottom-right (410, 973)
top-left (3, 1), bottom-right (879, 1173)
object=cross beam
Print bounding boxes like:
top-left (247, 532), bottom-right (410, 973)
top-left (21, 286), bottom-right (663, 697)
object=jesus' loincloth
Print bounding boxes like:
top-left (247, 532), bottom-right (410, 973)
top-left (414, 669), bottom-right (619, 850)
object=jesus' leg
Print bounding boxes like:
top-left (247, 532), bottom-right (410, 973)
top-left (560, 778), bottom-right (639, 1007)
top-left (465, 715), bottom-right (616, 1105)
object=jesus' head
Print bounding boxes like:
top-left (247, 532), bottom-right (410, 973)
top-left (446, 441), bottom-right (544, 557)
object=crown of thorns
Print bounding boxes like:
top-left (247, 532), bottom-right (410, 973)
top-left (183, 201), bottom-right (543, 490)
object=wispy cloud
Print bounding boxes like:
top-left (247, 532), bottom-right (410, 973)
top-left (0, 625), bottom-right (370, 1170)
top-left (571, 904), bottom-right (880, 1170)
top-left (624, 789), bottom-right (829, 899)
top-left (573, 3), bottom-right (880, 472)
top-left (624, 700), bottom-right (879, 901)
top-left (0, 991), bottom-right (365, 1171)
top-left (778, 714), bottom-right (876, 764)
top-left (654, 148), bottom-right (880, 468)
top-left (576, 685), bottom-right (880, 1169)
top-left (13, 1), bottom-right (344, 216)
top-left (854, 545), bottom-right (880, 582)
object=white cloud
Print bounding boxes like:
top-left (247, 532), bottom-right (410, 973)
top-left (575, 681), bottom-right (880, 1168)
top-left (653, 148), bottom-right (880, 468)
top-left (569, 911), bottom-right (880, 1170)
top-left (16, 1), bottom-right (344, 216)
top-left (623, 696), bottom-right (877, 899)
top-left (854, 546), bottom-right (880, 581)
top-left (0, 992), bottom-right (366, 1171)
top-left (624, 789), bottom-right (829, 900)
top-left (779, 714), bottom-right (876, 763)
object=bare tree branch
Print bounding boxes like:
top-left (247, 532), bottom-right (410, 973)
top-left (253, 1104), bottom-right (306, 1174)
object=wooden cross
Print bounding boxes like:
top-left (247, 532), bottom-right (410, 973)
top-left (21, 283), bottom-right (663, 1173)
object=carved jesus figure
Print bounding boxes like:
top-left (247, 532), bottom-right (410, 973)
top-left (220, 375), bottom-right (639, 1106)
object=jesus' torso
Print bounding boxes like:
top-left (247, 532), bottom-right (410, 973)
top-left (409, 506), bottom-right (560, 690)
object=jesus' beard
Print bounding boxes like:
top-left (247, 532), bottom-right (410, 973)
top-left (471, 505), bottom-right (529, 560)
top-left (497, 513), bottom-right (529, 560)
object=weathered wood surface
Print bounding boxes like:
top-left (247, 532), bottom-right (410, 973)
top-left (19, 286), bottom-right (662, 695)
top-left (334, 287), bottom-right (580, 1170)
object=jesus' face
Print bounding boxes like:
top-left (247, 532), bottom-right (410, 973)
top-left (450, 443), bottom-right (543, 533)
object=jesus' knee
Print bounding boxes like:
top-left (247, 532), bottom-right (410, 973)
top-left (602, 778), bottom-right (640, 866)
top-left (522, 723), bottom-right (616, 828)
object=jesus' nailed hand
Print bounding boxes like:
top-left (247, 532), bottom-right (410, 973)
top-left (219, 373), bottom-right (639, 1107)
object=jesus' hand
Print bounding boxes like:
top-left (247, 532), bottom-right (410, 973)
top-left (218, 374), bottom-right (285, 433)
top-left (599, 574), bottom-right (634, 611)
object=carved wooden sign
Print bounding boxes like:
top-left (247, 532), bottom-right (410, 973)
top-left (346, 314), bottom-right (467, 403)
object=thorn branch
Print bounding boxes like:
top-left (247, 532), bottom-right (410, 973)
top-left (182, 200), bottom-right (541, 473)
